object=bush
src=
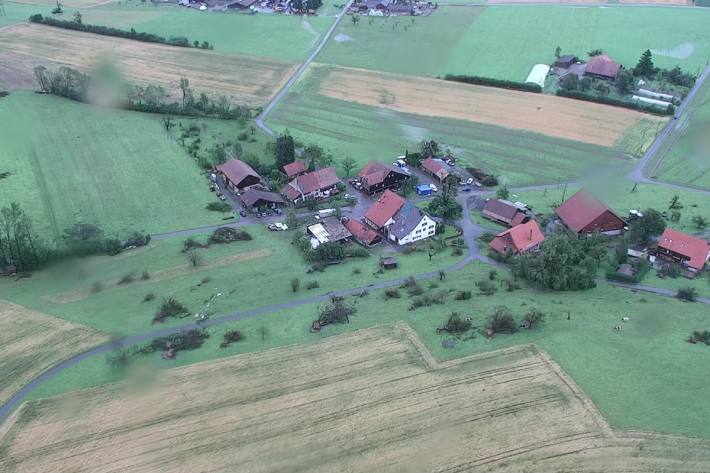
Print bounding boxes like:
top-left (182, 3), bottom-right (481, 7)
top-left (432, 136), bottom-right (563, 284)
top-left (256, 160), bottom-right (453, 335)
top-left (153, 297), bottom-right (189, 323)
top-left (124, 232), bottom-right (151, 248)
top-left (556, 89), bottom-right (674, 115)
top-left (209, 227), bottom-right (252, 244)
top-left (183, 237), bottom-right (207, 252)
top-left (352, 267), bottom-right (362, 275)
top-left (437, 312), bottom-right (472, 334)
top-left (384, 288), bottom-right (401, 299)
top-left (454, 290), bottom-right (472, 300)
top-left (141, 271), bottom-right (150, 280)
top-left (316, 296), bottom-right (356, 326)
top-left (487, 306), bottom-right (517, 335)
top-left (206, 202), bottom-right (233, 212)
top-left (452, 247), bottom-right (464, 256)
top-left (143, 292), bottom-right (155, 303)
top-left (444, 74), bottom-right (542, 93)
top-left (689, 330), bottom-right (710, 345)
top-left (118, 272), bottom-right (135, 285)
top-left (188, 251), bottom-right (202, 267)
top-left (409, 291), bottom-right (446, 310)
top-left (677, 287), bottom-right (698, 302)
top-left (291, 277), bottom-right (300, 292)
top-left (220, 330), bottom-right (244, 348)
top-left (138, 329), bottom-right (209, 355)
top-left (305, 280), bottom-right (320, 290)
top-left (91, 281), bottom-right (104, 293)
top-left (476, 280), bottom-right (496, 295)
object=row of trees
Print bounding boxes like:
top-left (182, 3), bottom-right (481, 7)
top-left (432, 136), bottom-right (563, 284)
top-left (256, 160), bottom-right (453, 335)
top-left (0, 203), bottom-right (47, 272)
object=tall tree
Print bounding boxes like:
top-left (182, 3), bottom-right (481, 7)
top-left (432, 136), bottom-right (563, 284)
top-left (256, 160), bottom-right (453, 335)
top-left (496, 185), bottom-right (509, 200)
top-left (179, 77), bottom-right (189, 108)
top-left (340, 156), bottom-right (357, 177)
top-left (616, 69), bottom-right (634, 95)
top-left (275, 132), bottom-right (295, 167)
top-left (629, 208), bottom-right (665, 244)
top-left (633, 50), bottom-right (655, 77)
top-left (0, 203), bottom-right (46, 271)
top-left (420, 139), bottom-right (439, 158)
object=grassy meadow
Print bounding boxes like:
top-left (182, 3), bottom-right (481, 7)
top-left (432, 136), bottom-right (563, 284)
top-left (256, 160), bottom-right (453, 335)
top-left (24, 260), bottom-right (710, 440)
top-left (320, 6), bottom-right (710, 81)
top-left (0, 92), bottom-right (228, 241)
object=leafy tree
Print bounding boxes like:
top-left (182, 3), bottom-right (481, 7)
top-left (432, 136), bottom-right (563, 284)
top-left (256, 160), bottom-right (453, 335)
top-left (595, 82), bottom-right (610, 96)
top-left (351, 13), bottom-right (360, 25)
top-left (179, 77), bottom-right (190, 108)
top-left (633, 49), bottom-right (655, 77)
top-left (428, 178), bottom-right (462, 219)
top-left (496, 185), bottom-right (510, 200)
top-left (579, 77), bottom-right (592, 92)
top-left (677, 287), bottom-right (697, 302)
top-left (670, 210), bottom-right (681, 222)
top-left (73, 10), bottom-right (82, 24)
top-left (669, 194), bottom-right (683, 209)
top-left (340, 156), bottom-right (357, 177)
top-left (560, 73), bottom-right (578, 91)
top-left (0, 203), bottom-right (47, 271)
top-left (317, 296), bottom-right (356, 326)
top-left (487, 306), bottom-right (517, 334)
top-left (420, 139), bottom-right (439, 158)
top-left (692, 215), bottom-right (707, 229)
top-left (522, 308), bottom-right (545, 329)
top-left (629, 208), bottom-right (665, 243)
top-left (588, 49), bottom-right (603, 57)
top-left (616, 69), bottom-right (634, 95)
top-left (438, 312), bottom-right (471, 334)
top-left (554, 46), bottom-right (561, 59)
top-left (275, 132), bottom-right (295, 167)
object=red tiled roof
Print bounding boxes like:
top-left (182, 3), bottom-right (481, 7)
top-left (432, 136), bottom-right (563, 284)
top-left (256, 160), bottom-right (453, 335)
top-left (344, 219), bottom-right (381, 245)
top-left (358, 162), bottom-right (389, 186)
top-left (217, 159), bottom-right (260, 187)
top-left (658, 228), bottom-right (710, 270)
top-left (555, 189), bottom-right (624, 233)
top-left (421, 158), bottom-right (450, 181)
top-left (365, 189), bottom-right (405, 229)
top-left (281, 167), bottom-right (339, 200)
top-left (483, 199), bottom-right (522, 224)
top-left (283, 160), bottom-right (307, 179)
top-left (585, 54), bottom-right (621, 79)
top-left (489, 221), bottom-right (545, 255)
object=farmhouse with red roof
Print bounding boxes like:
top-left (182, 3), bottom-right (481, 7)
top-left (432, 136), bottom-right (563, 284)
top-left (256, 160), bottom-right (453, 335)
top-left (357, 161), bottom-right (410, 195)
top-left (364, 189), bottom-right (405, 230)
top-left (584, 54), bottom-right (622, 81)
top-left (555, 189), bottom-right (626, 235)
top-left (489, 221), bottom-right (545, 256)
top-left (216, 159), bottom-right (261, 192)
top-left (344, 218), bottom-right (381, 246)
top-left (363, 190), bottom-right (436, 245)
top-left (283, 160), bottom-right (307, 180)
top-left (281, 167), bottom-right (340, 203)
top-left (655, 228), bottom-right (710, 274)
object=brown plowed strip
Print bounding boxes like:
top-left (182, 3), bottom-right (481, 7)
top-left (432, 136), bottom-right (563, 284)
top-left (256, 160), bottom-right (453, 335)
top-left (0, 24), bottom-right (298, 107)
top-left (316, 65), bottom-right (667, 147)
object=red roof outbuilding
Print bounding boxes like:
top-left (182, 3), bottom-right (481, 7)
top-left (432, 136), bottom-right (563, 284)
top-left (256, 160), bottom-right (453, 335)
top-left (281, 167), bottom-right (340, 201)
top-left (344, 219), bottom-right (381, 246)
top-left (489, 221), bottom-right (545, 255)
top-left (283, 160), bottom-right (307, 179)
top-left (585, 54), bottom-right (622, 80)
top-left (555, 189), bottom-right (625, 235)
top-left (658, 228), bottom-right (710, 271)
top-left (420, 158), bottom-right (450, 182)
top-left (364, 189), bottom-right (405, 229)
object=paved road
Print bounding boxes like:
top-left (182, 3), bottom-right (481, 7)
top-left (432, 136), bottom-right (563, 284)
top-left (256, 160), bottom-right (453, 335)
top-left (255, 1), bottom-right (354, 137)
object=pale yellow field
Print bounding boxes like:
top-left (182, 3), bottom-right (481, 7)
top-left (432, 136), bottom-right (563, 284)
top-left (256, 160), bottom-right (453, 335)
top-left (0, 24), bottom-right (298, 107)
top-left (315, 65), bottom-right (667, 147)
top-left (2, 324), bottom-right (708, 473)
top-left (0, 300), bottom-right (107, 407)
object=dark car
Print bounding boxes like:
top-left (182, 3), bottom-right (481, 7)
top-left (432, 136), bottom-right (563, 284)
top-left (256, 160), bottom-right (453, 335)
top-left (461, 187), bottom-right (471, 192)
top-left (239, 210), bottom-right (247, 218)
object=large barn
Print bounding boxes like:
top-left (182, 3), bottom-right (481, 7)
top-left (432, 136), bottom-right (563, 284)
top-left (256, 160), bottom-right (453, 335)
top-left (217, 159), bottom-right (261, 193)
top-left (555, 189), bottom-right (626, 235)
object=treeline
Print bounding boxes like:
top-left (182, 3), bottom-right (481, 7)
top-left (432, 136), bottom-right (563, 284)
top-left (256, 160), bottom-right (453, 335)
top-left (556, 89), bottom-right (675, 116)
top-left (34, 66), bottom-right (252, 119)
top-left (28, 14), bottom-right (214, 49)
top-left (444, 74), bottom-right (542, 93)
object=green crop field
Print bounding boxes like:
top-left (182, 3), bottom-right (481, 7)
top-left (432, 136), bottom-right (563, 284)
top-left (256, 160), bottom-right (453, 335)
top-left (0, 92), bottom-right (225, 241)
top-left (0, 2), bottom-right (43, 28)
top-left (266, 90), bottom-right (633, 186)
top-left (320, 5), bottom-right (710, 81)
top-left (656, 78), bottom-right (710, 189)
top-left (25, 260), bottom-right (710, 440)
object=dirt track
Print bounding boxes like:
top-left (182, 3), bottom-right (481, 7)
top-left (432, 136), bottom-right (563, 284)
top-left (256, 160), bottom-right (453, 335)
top-left (316, 65), bottom-right (667, 147)
top-left (2, 324), bottom-right (709, 473)
top-left (0, 24), bottom-right (298, 107)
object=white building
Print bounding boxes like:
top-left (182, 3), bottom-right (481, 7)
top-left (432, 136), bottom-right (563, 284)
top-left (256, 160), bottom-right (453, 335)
top-left (387, 202), bottom-right (437, 245)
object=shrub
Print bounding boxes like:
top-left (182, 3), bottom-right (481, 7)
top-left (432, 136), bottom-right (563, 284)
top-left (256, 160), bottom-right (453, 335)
top-left (476, 280), bottom-right (496, 295)
top-left (522, 308), bottom-right (545, 329)
top-left (478, 232), bottom-right (496, 244)
top-left (153, 297), bottom-right (189, 323)
top-left (452, 247), bottom-right (464, 256)
top-left (306, 280), bottom-right (320, 290)
top-left (455, 290), bottom-right (472, 300)
top-left (437, 312), bottom-right (472, 334)
top-left (488, 269), bottom-right (497, 280)
top-left (91, 281), bottom-right (104, 293)
top-left (352, 267), bottom-right (362, 275)
top-left (409, 291), bottom-right (446, 310)
top-left (316, 296), bottom-right (356, 326)
top-left (118, 272), bottom-right (135, 285)
top-left (408, 284), bottom-right (425, 296)
top-left (677, 287), bottom-right (698, 302)
top-left (138, 329), bottom-right (209, 355)
top-left (556, 89), bottom-right (674, 115)
top-left (444, 74), bottom-right (542, 93)
top-left (310, 262), bottom-right (327, 272)
top-left (291, 277), bottom-right (300, 292)
top-left (487, 306), bottom-right (517, 335)
top-left (183, 237), bottom-right (207, 252)
top-left (141, 271), bottom-right (150, 280)
top-left (206, 202), bottom-right (233, 212)
top-left (384, 288), bottom-right (401, 299)
top-left (689, 330), bottom-right (710, 345)
top-left (220, 330), bottom-right (244, 348)
top-left (188, 251), bottom-right (202, 267)
top-left (209, 227), bottom-right (252, 244)
top-left (143, 292), bottom-right (155, 303)
top-left (124, 232), bottom-right (151, 248)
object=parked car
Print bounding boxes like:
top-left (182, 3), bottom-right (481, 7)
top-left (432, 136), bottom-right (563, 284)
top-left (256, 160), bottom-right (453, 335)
top-left (239, 210), bottom-right (247, 218)
top-left (445, 159), bottom-right (455, 166)
top-left (429, 184), bottom-right (438, 192)
top-left (274, 208), bottom-right (282, 215)
top-left (315, 208), bottom-right (336, 220)
top-left (461, 187), bottom-right (471, 192)
top-left (466, 178), bottom-right (474, 185)
top-left (268, 223), bottom-right (289, 231)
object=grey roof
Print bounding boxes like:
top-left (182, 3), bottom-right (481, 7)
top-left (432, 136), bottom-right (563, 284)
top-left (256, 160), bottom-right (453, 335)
top-left (241, 188), bottom-right (284, 207)
top-left (390, 202), bottom-right (428, 239)
top-left (321, 216), bottom-right (352, 242)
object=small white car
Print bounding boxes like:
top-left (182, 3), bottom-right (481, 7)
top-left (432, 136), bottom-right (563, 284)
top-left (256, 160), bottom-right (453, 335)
top-left (429, 184), bottom-right (438, 192)
top-left (466, 178), bottom-right (473, 185)
top-left (268, 223), bottom-right (289, 231)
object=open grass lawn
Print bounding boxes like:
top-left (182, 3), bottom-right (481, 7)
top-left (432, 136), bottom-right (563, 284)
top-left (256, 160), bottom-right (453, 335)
top-left (0, 224), bottom-right (463, 336)
top-left (24, 260), bottom-right (710, 441)
top-left (320, 6), bottom-right (710, 81)
top-left (0, 2), bottom-right (42, 28)
top-left (267, 89), bottom-right (632, 186)
top-left (656, 77), bottom-right (710, 189)
top-left (0, 92), bottom-right (224, 241)
top-left (6, 324), bottom-right (710, 472)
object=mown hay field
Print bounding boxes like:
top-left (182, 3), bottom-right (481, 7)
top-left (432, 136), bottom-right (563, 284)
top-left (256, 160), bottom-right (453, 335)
top-left (2, 325), bottom-right (709, 473)
top-left (0, 300), bottom-right (106, 408)
top-left (319, 5), bottom-right (710, 81)
top-left (0, 92), bottom-right (225, 240)
top-left (0, 23), bottom-right (297, 107)
top-left (316, 65), bottom-right (666, 147)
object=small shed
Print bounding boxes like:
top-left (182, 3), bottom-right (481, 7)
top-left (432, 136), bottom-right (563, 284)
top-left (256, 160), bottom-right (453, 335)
top-left (380, 257), bottom-right (398, 270)
top-left (415, 184), bottom-right (432, 196)
top-left (554, 55), bottom-right (577, 68)
top-left (525, 64), bottom-right (550, 88)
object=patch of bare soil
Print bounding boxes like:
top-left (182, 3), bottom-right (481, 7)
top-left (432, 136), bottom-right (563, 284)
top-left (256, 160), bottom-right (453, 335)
top-left (0, 24), bottom-right (298, 107)
top-left (0, 300), bottom-right (107, 407)
top-left (317, 65), bottom-right (667, 147)
top-left (1, 324), bottom-right (707, 473)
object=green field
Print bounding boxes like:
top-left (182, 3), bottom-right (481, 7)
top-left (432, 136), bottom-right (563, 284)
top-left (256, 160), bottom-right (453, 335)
top-left (25, 260), bottom-right (710, 440)
top-left (656, 77), bottom-right (710, 189)
top-left (266, 90), bottom-right (632, 185)
top-left (0, 2), bottom-right (42, 28)
top-left (0, 224), bottom-right (463, 335)
top-left (319, 5), bottom-right (710, 81)
top-left (0, 92), bottom-right (225, 240)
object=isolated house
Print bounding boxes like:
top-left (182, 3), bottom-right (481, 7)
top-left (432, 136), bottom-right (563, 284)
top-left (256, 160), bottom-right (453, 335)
top-left (283, 160), bottom-right (307, 180)
top-left (420, 158), bottom-right (451, 183)
top-left (482, 199), bottom-right (528, 227)
top-left (584, 54), bottom-right (622, 81)
top-left (240, 188), bottom-right (284, 210)
top-left (217, 159), bottom-right (261, 192)
top-left (489, 221), bottom-right (545, 255)
top-left (357, 161), bottom-right (409, 194)
top-left (387, 202), bottom-right (437, 245)
top-left (344, 218), bottom-right (381, 246)
top-left (307, 216), bottom-right (352, 247)
top-left (364, 189), bottom-right (406, 230)
top-left (281, 167), bottom-right (340, 203)
top-left (555, 189), bottom-right (626, 235)
top-left (655, 228), bottom-right (710, 274)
